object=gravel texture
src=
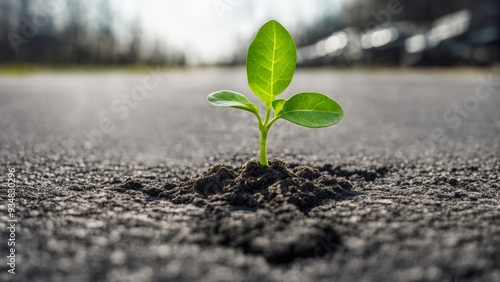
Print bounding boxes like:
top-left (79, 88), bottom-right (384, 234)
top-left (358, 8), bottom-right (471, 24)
top-left (0, 68), bottom-right (499, 282)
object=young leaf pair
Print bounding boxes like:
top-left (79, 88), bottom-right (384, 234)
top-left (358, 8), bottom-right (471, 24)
top-left (208, 20), bottom-right (344, 167)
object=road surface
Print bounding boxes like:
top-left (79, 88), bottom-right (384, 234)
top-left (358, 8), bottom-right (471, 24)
top-left (0, 68), bottom-right (499, 281)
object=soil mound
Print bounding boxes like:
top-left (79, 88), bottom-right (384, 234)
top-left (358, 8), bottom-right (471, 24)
top-left (119, 159), bottom-right (357, 264)
top-left (153, 159), bottom-right (355, 213)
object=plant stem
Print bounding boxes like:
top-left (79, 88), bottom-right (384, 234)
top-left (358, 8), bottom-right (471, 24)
top-left (257, 106), bottom-right (273, 167)
top-left (263, 107), bottom-right (271, 124)
top-left (259, 126), bottom-right (269, 167)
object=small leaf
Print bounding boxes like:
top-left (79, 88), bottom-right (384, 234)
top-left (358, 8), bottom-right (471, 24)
top-left (207, 90), bottom-right (259, 114)
top-left (272, 98), bottom-right (286, 115)
top-left (277, 92), bottom-right (343, 128)
top-left (247, 20), bottom-right (297, 106)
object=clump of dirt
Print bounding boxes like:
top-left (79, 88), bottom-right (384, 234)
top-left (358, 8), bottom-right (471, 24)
top-left (151, 159), bottom-right (355, 213)
top-left (189, 213), bottom-right (342, 264)
top-left (121, 179), bottom-right (143, 190)
top-left (118, 159), bottom-right (356, 264)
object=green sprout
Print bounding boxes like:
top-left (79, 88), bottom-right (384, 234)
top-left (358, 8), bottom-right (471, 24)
top-left (207, 20), bottom-right (344, 167)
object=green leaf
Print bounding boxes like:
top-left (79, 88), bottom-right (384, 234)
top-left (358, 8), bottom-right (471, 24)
top-left (277, 92), bottom-right (343, 128)
top-left (207, 90), bottom-right (259, 114)
top-left (247, 20), bottom-right (297, 106)
top-left (272, 98), bottom-right (286, 115)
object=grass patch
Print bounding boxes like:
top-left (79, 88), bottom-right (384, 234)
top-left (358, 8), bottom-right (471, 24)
top-left (0, 64), bottom-right (177, 75)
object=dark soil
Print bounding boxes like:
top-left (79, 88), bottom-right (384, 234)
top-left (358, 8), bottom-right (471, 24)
top-left (151, 159), bottom-right (354, 212)
top-left (117, 159), bottom-right (355, 264)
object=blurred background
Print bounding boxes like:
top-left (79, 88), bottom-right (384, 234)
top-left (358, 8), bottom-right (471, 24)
top-left (1, 0), bottom-right (499, 68)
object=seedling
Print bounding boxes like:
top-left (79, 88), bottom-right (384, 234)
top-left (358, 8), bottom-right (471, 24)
top-left (208, 20), bottom-right (344, 167)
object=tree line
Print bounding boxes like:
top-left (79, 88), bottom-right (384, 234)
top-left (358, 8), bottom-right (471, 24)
top-left (0, 0), bottom-right (185, 66)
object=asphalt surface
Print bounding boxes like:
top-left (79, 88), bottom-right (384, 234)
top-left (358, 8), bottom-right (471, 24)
top-left (0, 68), bottom-right (499, 282)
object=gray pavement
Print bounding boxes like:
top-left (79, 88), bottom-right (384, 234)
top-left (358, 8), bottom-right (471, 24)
top-left (0, 68), bottom-right (499, 281)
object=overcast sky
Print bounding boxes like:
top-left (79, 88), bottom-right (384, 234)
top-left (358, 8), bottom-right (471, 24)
top-left (111, 0), bottom-right (346, 64)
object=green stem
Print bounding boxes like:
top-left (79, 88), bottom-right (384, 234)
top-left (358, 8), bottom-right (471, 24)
top-left (259, 126), bottom-right (269, 167)
top-left (257, 106), bottom-right (273, 167)
top-left (263, 107), bottom-right (271, 124)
